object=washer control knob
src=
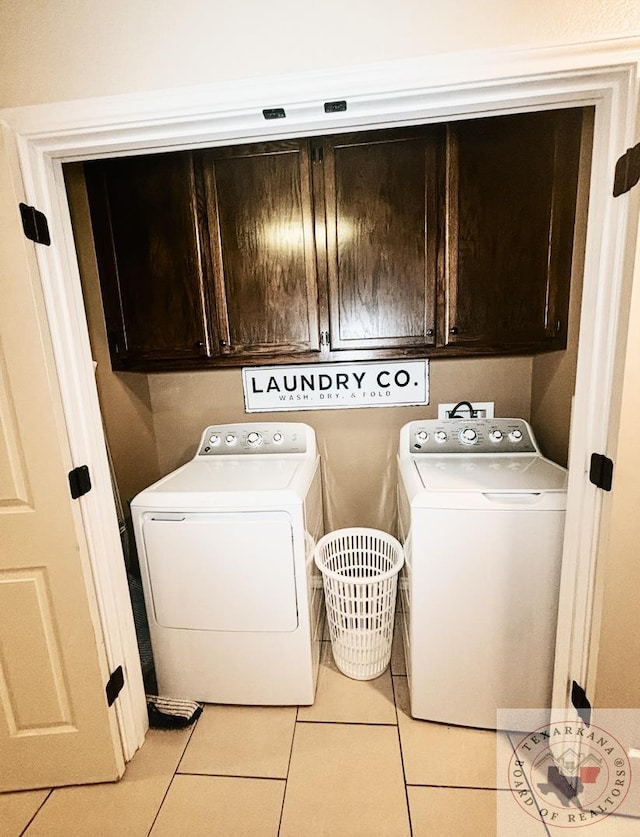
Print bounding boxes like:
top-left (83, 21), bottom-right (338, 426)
top-left (225, 433), bottom-right (237, 446)
top-left (489, 429), bottom-right (503, 443)
top-left (272, 432), bottom-right (284, 444)
top-left (459, 427), bottom-right (478, 445)
top-left (246, 431), bottom-right (263, 447)
top-left (209, 433), bottom-right (221, 446)
top-left (416, 430), bottom-right (429, 443)
top-left (508, 428), bottom-right (523, 443)
top-left (434, 430), bottom-right (448, 444)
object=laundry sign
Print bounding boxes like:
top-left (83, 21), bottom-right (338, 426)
top-left (242, 360), bottom-right (429, 412)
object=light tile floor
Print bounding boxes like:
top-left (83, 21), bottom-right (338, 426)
top-left (2, 630), bottom-right (640, 836)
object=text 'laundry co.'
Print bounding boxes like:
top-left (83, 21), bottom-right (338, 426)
top-left (242, 360), bottom-right (429, 412)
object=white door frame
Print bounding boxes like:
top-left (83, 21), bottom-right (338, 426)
top-left (2, 39), bottom-right (638, 756)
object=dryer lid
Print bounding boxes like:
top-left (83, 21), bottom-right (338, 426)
top-left (150, 458), bottom-right (300, 494)
top-left (131, 456), bottom-right (317, 510)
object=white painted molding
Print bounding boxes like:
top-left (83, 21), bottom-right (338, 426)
top-left (2, 36), bottom-right (639, 149)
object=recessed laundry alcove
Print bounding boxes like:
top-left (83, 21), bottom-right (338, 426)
top-left (63, 105), bottom-right (592, 540)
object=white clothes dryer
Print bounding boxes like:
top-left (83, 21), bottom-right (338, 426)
top-left (131, 422), bottom-right (324, 705)
top-left (397, 418), bottom-right (567, 730)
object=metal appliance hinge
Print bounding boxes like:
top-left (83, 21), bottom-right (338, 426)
top-left (68, 465), bottom-right (92, 499)
top-left (105, 665), bottom-right (125, 707)
top-left (613, 143), bottom-right (640, 197)
top-left (19, 202), bottom-right (51, 246)
top-left (589, 453), bottom-right (614, 492)
top-left (571, 680), bottom-right (592, 727)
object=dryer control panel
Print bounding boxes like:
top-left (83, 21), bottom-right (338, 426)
top-left (404, 418), bottom-right (538, 455)
top-left (196, 423), bottom-right (312, 456)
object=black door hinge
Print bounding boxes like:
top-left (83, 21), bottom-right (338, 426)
top-left (319, 330), bottom-right (330, 346)
top-left (68, 465), bottom-right (92, 499)
top-left (613, 143), bottom-right (640, 197)
top-left (324, 100), bottom-right (347, 113)
top-left (571, 680), bottom-right (592, 727)
top-left (19, 203), bottom-right (51, 246)
top-left (262, 107), bottom-right (286, 120)
top-left (312, 145), bottom-right (324, 164)
top-left (105, 665), bottom-right (125, 707)
top-left (589, 453), bottom-right (614, 492)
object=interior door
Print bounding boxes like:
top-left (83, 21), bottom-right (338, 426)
top-left (0, 128), bottom-right (123, 790)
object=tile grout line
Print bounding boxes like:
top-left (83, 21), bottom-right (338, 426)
top-left (145, 715), bottom-right (202, 837)
top-left (405, 782), bottom-right (518, 791)
top-left (296, 718), bottom-right (399, 726)
top-left (174, 712), bottom-right (202, 775)
top-left (391, 672), bottom-right (415, 837)
top-left (287, 718), bottom-right (398, 730)
top-left (175, 771), bottom-right (287, 781)
top-left (276, 706), bottom-right (300, 837)
top-left (19, 788), bottom-right (54, 836)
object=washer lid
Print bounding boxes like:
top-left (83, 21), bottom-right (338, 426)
top-left (413, 454), bottom-right (567, 493)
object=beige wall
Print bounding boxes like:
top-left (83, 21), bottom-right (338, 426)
top-left (1, 1), bottom-right (639, 108)
top-left (148, 357), bottom-right (533, 534)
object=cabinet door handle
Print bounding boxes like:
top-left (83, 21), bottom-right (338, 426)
top-left (426, 328), bottom-right (434, 337)
top-left (449, 327), bottom-right (459, 335)
top-left (219, 339), bottom-right (227, 348)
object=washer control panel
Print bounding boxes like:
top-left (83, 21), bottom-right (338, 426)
top-left (406, 418), bottom-right (537, 454)
top-left (196, 423), bottom-right (309, 456)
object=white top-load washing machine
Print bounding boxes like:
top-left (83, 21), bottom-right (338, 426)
top-left (131, 422), bottom-right (324, 705)
top-left (397, 417), bottom-right (567, 730)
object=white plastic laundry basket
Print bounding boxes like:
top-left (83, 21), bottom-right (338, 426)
top-left (314, 528), bottom-right (404, 681)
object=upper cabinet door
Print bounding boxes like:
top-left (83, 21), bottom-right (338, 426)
top-left (322, 127), bottom-right (441, 352)
top-left (198, 140), bottom-right (320, 357)
top-left (445, 109), bottom-right (583, 352)
top-left (85, 153), bottom-right (213, 368)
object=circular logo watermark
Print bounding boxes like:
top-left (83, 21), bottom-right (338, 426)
top-left (508, 721), bottom-right (632, 828)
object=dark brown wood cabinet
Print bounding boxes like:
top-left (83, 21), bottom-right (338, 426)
top-left (321, 127), bottom-right (441, 353)
top-left (85, 152), bottom-right (215, 369)
top-left (198, 140), bottom-right (320, 358)
top-left (444, 109), bottom-right (583, 353)
top-left (82, 107), bottom-right (586, 371)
